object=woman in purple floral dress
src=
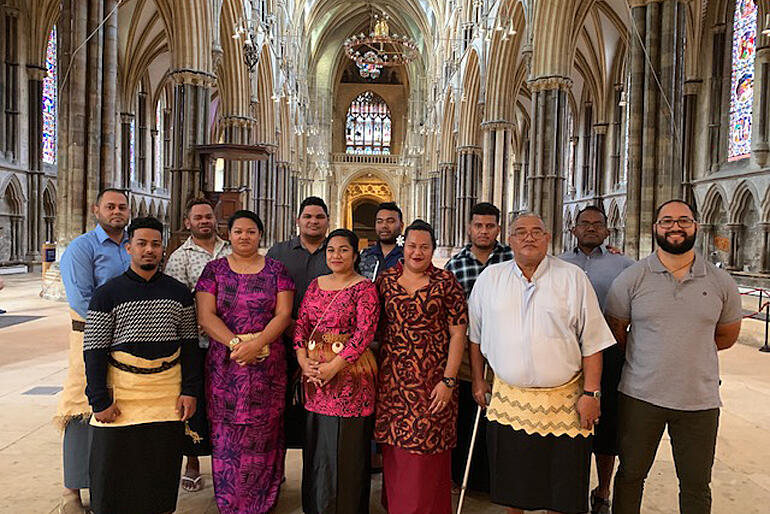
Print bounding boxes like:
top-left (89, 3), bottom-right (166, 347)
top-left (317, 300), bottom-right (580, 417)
top-left (196, 210), bottom-right (294, 514)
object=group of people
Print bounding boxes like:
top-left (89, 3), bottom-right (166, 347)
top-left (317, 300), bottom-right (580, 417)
top-left (55, 187), bottom-right (742, 514)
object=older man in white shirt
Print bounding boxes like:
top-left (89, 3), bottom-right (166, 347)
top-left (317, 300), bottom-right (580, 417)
top-left (468, 212), bottom-right (616, 514)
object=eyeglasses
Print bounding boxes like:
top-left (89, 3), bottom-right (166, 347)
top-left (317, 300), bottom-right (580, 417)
top-left (512, 228), bottom-right (546, 240)
top-left (575, 221), bottom-right (606, 229)
top-left (655, 217), bottom-right (696, 229)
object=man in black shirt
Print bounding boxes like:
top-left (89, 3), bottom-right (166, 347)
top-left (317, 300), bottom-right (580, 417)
top-left (83, 217), bottom-right (201, 514)
top-left (267, 197), bottom-right (331, 447)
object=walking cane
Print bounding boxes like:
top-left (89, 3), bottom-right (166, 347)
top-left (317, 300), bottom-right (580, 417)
top-left (456, 363), bottom-right (489, 514)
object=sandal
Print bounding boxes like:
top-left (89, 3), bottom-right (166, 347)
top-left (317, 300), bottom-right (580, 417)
top-left (590, 488), bottom-right (611, 514)
top-left (59, 492), bottom-right (86, 514)
top-left (181, 473), bottom-right (203, 492)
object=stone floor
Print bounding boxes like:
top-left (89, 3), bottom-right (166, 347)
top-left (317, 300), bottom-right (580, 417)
top-left (0, 272), bottom-right (769, 513)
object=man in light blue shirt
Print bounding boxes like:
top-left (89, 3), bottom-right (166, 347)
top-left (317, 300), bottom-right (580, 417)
top-left (56, 188), bottom-right (130, 514)
top-left (559, 205), bottom-right (634, 514)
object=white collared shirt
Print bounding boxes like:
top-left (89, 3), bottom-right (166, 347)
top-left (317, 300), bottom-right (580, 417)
top-left (164, 236), bottom-right (231, 291)
top-left (468, 255), bottom-right (616, 388)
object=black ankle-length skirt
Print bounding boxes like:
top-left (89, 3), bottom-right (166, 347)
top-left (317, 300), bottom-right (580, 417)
top-left (89, 421), bottom-right (184, 514)
top-left (302, 411), bottom-right (373, 514)
top-left (487, 420), bottom-right (592, 514)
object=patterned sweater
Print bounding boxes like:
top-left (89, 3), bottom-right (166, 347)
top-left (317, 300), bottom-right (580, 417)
top-left (83, 268), bottom-right (201, 413)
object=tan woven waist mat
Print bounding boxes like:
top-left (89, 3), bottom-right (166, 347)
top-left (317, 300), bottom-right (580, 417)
top-left (54, 310), bottom-right (91, 430)
top-left (90, 349), bottom-right (182, 428)
top-left (486, 373), bottom-right (593, 438)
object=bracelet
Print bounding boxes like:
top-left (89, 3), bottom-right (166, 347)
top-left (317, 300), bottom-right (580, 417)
top-left (442, 377), bottom-right (458, 388)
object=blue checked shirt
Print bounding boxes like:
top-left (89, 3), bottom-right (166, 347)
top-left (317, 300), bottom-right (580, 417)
top-left (444, 241), bottom-right (514, 297)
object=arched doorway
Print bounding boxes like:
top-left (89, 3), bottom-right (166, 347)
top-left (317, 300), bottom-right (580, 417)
top-left (343, 174), bottom-right (393, 248)
top-left (352, 200), bottom-right (379, 245)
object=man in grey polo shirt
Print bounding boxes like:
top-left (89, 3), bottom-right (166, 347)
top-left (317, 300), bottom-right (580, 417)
top-left (560, 205), bottom-right (634, 514)
top-left (605, 199), bottom-right (742, 514)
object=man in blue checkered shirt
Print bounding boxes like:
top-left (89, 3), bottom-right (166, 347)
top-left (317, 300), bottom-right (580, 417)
top-left (445, 201), bottom-right (513, 492)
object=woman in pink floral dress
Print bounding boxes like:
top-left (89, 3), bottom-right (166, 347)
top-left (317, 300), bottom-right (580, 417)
top-left (293, 228), bottom-right (380, 514)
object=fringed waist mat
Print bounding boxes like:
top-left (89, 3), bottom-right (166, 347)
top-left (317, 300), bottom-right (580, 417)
top-left (486, 373), bottom-right (593, 438)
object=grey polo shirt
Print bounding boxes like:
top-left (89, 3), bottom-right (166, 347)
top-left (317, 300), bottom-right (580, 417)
top-left (266, 236), bottom-right (331, 317)
top-left (558, 245), bottom-right (635, 309)
top-left (605, 252), bottom-right (743, 411)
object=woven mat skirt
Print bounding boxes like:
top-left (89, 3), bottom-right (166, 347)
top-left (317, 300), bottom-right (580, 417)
top-left (487, 420), bottom-right (592, 514)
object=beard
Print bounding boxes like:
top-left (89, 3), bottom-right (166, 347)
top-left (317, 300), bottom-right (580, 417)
top-left (379, 234), bottom-right (398, 245)
top-left (139, 263), bottom-right (158, 271)
top-left (656, 230), bottom-right (697, 255)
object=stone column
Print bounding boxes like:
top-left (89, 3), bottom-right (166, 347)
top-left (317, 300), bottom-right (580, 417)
top-left (274, 160), bottom-right (291, 244)
top-left (437, 161), bottom-right (456, 247)
top-left (682, 80), bottom-right (701, 205)
top-left (455, 146), bottom-right (481, 246)
top-left (592, 123), bottom-right (608, 200)
top-left (760, 223), bottom-right (770, 274)
top-left (726, 223), bottom-right (743, 271)
top-left (753, 47), bottom-right (770, 166)
top-left (101, 0), bottom-right (118, 186)
top-left (253, 148), bottom-right (277, 246)
top-left (120, 113), bottom-right (134, 187)
top-left (481, 121), bottom-right (513, 209)
top-left (511, 161), bottom-right (523, 212)
top-left (26, 65), bottom-right (46, 263)
top-left (55, 0), bottom-right (112, 246)
top-left (526, 77), bottom-right (570, 253)
top-left (428, 170), bottom-right (440, 228)
top-left (699, 223), bottom-right (714, 259)
top-left (169, 70), bottom-right (214, 238)
top-left (625, 0), bottom-right (686, 259)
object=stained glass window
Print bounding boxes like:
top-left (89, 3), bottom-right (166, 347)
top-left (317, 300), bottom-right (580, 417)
top-left (728, 0), bottom-right (757, 161)
top-left (42, 26), bottom-right (57, 165)
top-left (345, 91), bottom-right (391, 155)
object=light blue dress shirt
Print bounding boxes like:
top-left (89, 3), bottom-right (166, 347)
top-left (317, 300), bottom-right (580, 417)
top-left (60, 224), bottom-right (131, 318)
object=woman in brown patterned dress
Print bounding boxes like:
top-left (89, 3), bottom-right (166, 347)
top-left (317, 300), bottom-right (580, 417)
top-left (374, 220), bottom-right (468, 514)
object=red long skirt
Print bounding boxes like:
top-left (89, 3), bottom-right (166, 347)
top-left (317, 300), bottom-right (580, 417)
top-left (381, 444), bottom-right (452, 514)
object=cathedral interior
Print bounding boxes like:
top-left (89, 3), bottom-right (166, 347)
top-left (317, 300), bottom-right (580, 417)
top-left (2, 0), bottom-right (770, 283)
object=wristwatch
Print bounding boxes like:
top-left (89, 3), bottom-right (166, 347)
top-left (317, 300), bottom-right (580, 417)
top-left (442, 377), bottom-right (458, 389)
top-left (228, 336), bottom-right (242, 351)
top-left (583, 390), bottom-right (601, 399)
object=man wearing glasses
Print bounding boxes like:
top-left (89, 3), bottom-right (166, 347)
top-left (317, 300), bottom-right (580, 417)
top-left (559, 206), bottom-right (634, 514)
top-left (468, 212), bottom-right (616, 514)
top-left (605, 199), bottom-right (742, 514)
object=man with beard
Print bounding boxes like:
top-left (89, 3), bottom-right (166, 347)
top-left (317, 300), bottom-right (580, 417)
top-left (84, 216), bottom-right (200, 514)
top-left (445, 202), bottom-right (513, 493)
top-left (267, 196), bottom-right (331, 447)
top-left (359, 202), bottom-right (404, 280)
top-left (605, 199), bottom-right (742, 514)
top-left (559, 205), bottom-right (634, 514)
top-left (58, 188), bottom-right (131, 513)
top-left (165, 198), bottom-right (231, 492)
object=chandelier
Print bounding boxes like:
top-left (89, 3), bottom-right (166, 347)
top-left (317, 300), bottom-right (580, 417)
top-left (232, 17), bottom-right (264, 72)
top-left (344, 12), bottom-right (419, 71)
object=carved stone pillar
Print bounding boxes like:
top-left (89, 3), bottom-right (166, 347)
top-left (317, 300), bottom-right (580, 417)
top-left (455, 146), bottom-right (481, 246)
top-left (120, 113), bottom-right (134, 187)
top-left (481, 121), bottom-right (513, 209)
top-left (527, 77), bottom-right (570, 253)
top-left (760, 223), bottom-right (770, 274)
top-left (753, 47), bottom-right (770, 166)
top-left (726, 223), bottom-right (743, 271)
top-left (219, 115), bottom-right (255, 191)
top-left (438, 162), bottom-right (456, 247)
top-left (592, 123), bottom-right (608, 200)
top-left (699, 223), bottom-right (714, 259)
top-left (26, 65), bottom-right (46, 262)
top-left (625, 0), bottom-right (686, 258)
top-left (253, 147), bottom-right (278, 246)
top-left (169, 70), bottom-right (215, 238)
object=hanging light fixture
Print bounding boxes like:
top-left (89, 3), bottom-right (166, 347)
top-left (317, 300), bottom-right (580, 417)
top-left (233, 18), bottom-right (262, 72)
top-left (344, 8), bottom-right (419, 70)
